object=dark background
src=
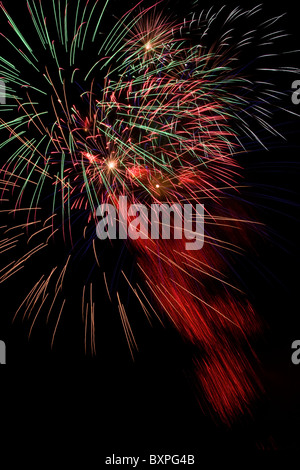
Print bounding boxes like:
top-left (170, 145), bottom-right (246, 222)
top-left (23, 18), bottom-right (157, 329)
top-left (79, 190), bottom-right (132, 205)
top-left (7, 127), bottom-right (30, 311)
top-left (0, 0), bottom-right (300, 457)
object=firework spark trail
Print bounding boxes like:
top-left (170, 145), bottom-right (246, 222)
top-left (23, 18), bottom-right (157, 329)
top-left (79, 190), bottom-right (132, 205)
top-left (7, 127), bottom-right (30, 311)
top-left (135, 223), bottom-right (263, 424)
top-left (0, 0), bottom-right (298, 422)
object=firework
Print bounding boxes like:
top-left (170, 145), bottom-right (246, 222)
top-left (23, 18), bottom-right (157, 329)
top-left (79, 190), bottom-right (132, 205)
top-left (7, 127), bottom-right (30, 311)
top-left (0, 0), bottom-right (298, 423)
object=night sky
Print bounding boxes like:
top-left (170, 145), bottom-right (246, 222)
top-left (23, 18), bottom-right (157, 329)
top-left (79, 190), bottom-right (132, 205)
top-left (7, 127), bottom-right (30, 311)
top-left (0, 0), bottom-right (299, 456)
